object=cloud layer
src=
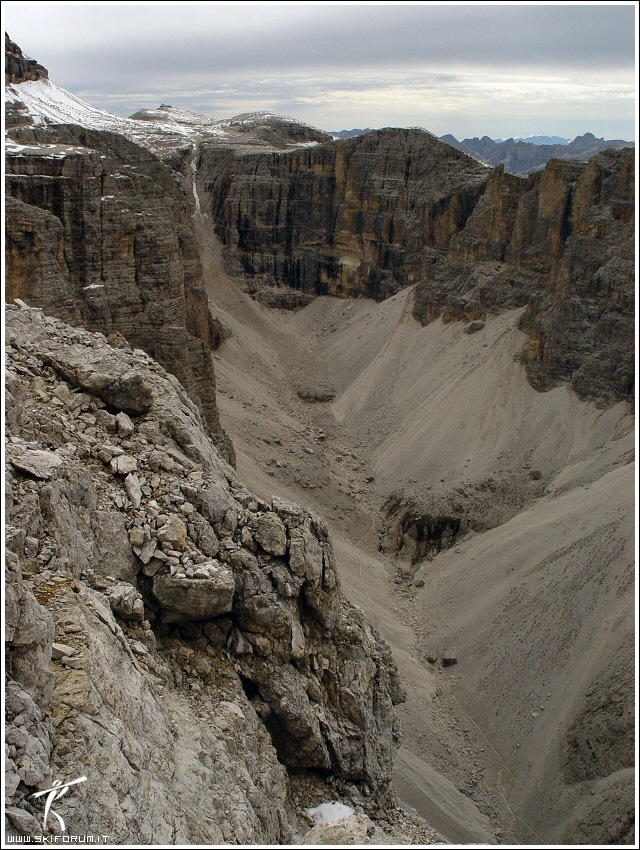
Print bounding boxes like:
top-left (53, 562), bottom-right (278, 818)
top-left (4, 3), bottom-right (636, 139)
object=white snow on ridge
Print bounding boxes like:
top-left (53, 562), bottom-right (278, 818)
top-left (6, 80), bottom-right (331, 155)
top-left (6, 78), bottom-right (132, 131)
top-left (130, 104), bottom-right (225, 135)
top-left (5, 78), bottom-right (217, 153)
top-left (4, 135), bottom-right (92, 160)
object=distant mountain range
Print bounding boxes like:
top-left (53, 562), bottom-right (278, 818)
top-left (440, 132), bottom-right (633, 175)
top-left (329, 129), bottom-right (633, 175)
top-left (496, 135), bottom-right (570, 145)
top-left (329, 128), bottom-right (374, 140)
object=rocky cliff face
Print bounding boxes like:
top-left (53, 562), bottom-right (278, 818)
top-left (198, 128), bottom-right (488, 301)
top-left (5, 303), bottom-right (407, 843)
top-left (5, 123), bottom-right (233, 463)
top-left (412, 149), bottom-right (635, 406)
top-left (5, 33), bottom-right (49, 85)
top-left (199, 132), bottom-right (633, 407)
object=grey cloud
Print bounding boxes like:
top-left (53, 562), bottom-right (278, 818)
top-left (6, 3), bottom-right (635, 86)
top-left (4, 3), bottom-right (635, 140)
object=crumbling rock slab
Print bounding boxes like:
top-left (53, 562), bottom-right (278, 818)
top-left (6, 446), bottom-right (63, 480)
top-left (152, 566), bottom-right (235, 622)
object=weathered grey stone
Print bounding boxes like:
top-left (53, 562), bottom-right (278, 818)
top-left (138, 538), bottom-right (157, 565)
top-left (187, 512), bottom-right (219, 557)
top-left (109, 582), bottom-right (145, 622)
top-left (95, 409), bottom-right (118, 433)
top-left (129, 527), bottom-right (145, 547)
top-left (61, 656), bottom-right (84, 669)
top-left (289, 522), bottom-right (324, 582)
top-left (8, 447), bottom-right (63, 480)
top-left (90, 510), bottom-right (138, 582)
top-left (156, 514), bottom-right (187, 551)
top-left (124, 473), bottom-right (142, 509)
top-left (252, 512), bottom-right (287, 556)
top-left (116, 411), bottom-right (134, 437)
top-left (5, 553), bottom-right (54, 704)
top-left (51, 642), bottom-right (75, 660)
top-left (110, 454), bottom-right (138, 476)
top-left (152, 565), bottom-right (235, 622)
top-left (237, 593), bottom-right (293, 637)
top-left (194, 481), bottom-right (236, 526)
top-left (5, 524), bottom-right (26, 553)
top-left (5, 805), bottom-right (44, 838)
top-left (5, 761), bottom-right (21, 797)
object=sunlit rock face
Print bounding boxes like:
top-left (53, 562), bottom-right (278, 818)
top-left (200, 129), bottom-right (633, 406)
top-left (412, 148), bottom-right (635, 405)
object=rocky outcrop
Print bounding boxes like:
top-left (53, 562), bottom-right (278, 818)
top-left (5, 123), bottom-right (233, 462)
top-left (4, 303), bottom-right (404, 843)
top-left (215, 111), bottom-right (331, 146)
top-left (563, 644), bottom-right (634, 787)
top-left (413, 149), bottom-right (635, 405)
top-left (379, 471), bottom-right (541, 578)
top-left (443, 131), bottom-right (634, 175)
top-left (5, 33), bottom-right (49, 85)
top-left (198, 128), bottom-right (488, 300)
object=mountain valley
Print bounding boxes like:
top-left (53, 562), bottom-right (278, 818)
top-left (4, 34), bottom-right (636, 847)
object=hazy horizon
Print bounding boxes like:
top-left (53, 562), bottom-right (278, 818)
top-left (4, 3), bottom-right (637, 141)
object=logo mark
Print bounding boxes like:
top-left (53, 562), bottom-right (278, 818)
top-left (32, 776), bottom-right (87, 832)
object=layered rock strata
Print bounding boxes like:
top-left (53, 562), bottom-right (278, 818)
top-left (4, 303), bottom-right (404, 843)
top-left (198, 128), bottom-right (488, 301)
top-left (5, 123), bottom-right (233, 463)
top-left (412, 149), bottom-right (635, 405)
top-left (5, 32), bottom-right (49, 86)
top-left (199, 133), bottom-right (633, 406)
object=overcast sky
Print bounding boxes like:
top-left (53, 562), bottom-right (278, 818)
top-left (4, 2), bottom-right (637, 140)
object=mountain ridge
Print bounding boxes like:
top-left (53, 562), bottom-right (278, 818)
top-left (442, 131), bottom-right (634, 174)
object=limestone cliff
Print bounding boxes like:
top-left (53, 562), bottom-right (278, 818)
top-left (197, 128), bottom-right (488, 301)
top-left (412, 149), bottom-right (635, 405)
top-left (4, 32), bottom-right (48, 85)
top-left (5, 123), bottom-right (233, 463)
top-left (198, 132), bottom-right (633, 406)
top-left (5, 303), bottom-right (408, 844)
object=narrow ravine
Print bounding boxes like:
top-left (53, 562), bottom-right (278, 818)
top-left (195, 208), bottom-right (634, 844)
top-left (194, 221), bottom-right (510, 843)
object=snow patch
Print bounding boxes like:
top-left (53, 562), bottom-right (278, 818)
top-left (305, 802), bottom-right (354, 824)
top-left (191, 157), bottom-right (202, 218)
